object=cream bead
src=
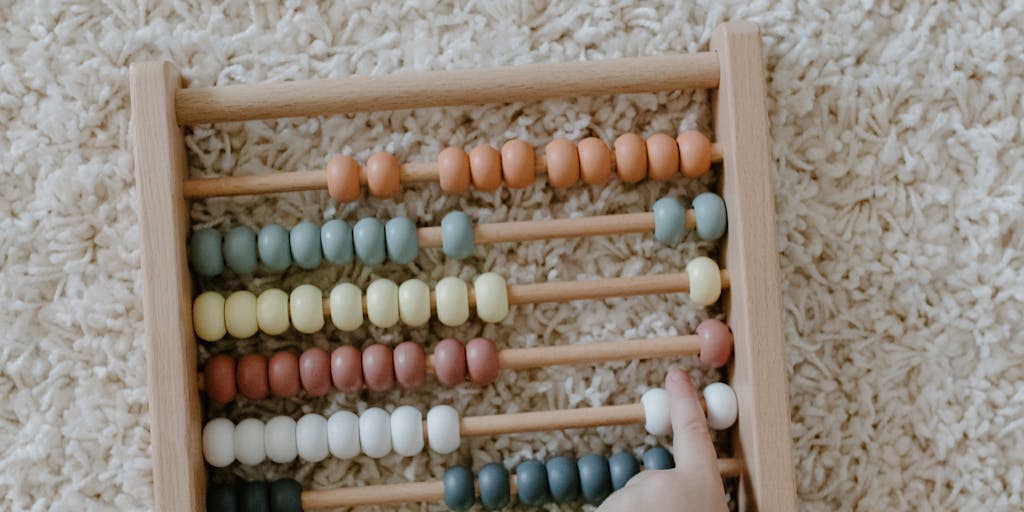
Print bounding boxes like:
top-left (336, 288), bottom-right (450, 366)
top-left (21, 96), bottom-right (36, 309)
top-left (193, 291), bottom-right (226, 342)
top-left (365, 279), bottom-right (400, 328)
top-left (290, 284), bottom-right (325, 334)
top-left (264, 415), bottom-right (298, 463)
top-left (359, 407), bottom-right (392, 458)
top-left (233, 418), bottom-right (266, 466)
top-left (641, 388), bottom-right (671, 436)
top-left (296, 413), bottom-right (329, 462)
top-left (329, 283), bottom-right (363, 331)
top-left (435, 277), bottom-right (469, 327)
top-left (256, 288), bottom-right (290, 335)
top-left (398, 279), bottom-right (431, 327)
top-left (473, 272), bottom-right (509, 323)
top-left (703, 382), bottom-right (738, 430)
top-left (685, 256), bottom-right (722, 306)
top-left (224, 291), bottom-right (258, 339)
top-left (327, 410), bottom-right (361, 459)
top-left (390, 405), bottom-right (425, 457)
top-left (202, 418), bottom-right (235, 467)
top-left (426, 405), bottom-right (461, 454)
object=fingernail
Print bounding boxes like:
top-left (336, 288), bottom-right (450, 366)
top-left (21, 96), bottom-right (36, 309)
top-left (669, 369), bottom-right (687, 383)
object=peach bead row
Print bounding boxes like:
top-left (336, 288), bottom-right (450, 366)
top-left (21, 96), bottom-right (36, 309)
top-left (326, 131), bottom-right (712, 202)
top-left (204, 338), bottom-right (500, 405)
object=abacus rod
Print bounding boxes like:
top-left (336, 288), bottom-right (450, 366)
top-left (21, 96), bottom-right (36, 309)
top-left (461, 403), bottom-right (644, 436)
top-left (176, 53), bottom-right (720, 125)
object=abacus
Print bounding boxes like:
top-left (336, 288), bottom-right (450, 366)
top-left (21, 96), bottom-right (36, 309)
top-left (130, 21), bottom-right (795, 511)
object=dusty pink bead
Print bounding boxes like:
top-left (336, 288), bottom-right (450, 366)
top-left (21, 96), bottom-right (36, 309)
top-left (394, 342), bottom-right (427, 390)
top-left (432, 338), bottom-right (467, 387)
top-left (362, 344), bottom-right (396, 392)
top-left (331, 345), bottom-right (363, 394)
top-left (466, 337), bottom-right (500, 386)
top-left (299, 347), bottom-right (331, 397)
top-left (696, 319), bottom-right (733, 368)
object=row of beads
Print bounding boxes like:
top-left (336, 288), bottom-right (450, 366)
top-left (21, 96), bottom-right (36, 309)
top-left (207, 479), bottom-right (301, 512)
top-left (204, 338), bottom-right (500, 404)
top-left (192, 273), bottom-right (509, 342)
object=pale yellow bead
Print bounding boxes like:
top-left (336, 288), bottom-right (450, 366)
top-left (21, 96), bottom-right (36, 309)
top-left (685, 256), bottom-right (722, 306)
top-left (290, 284), bottom-right (325, 334)
top-left (256, 288), bottom-right (290, 335)
top-left (366, 279), bottom-right (399, 328)
top-left (193, 291), bottom-right (226, 342)
top-left (329, 283), bottom-right (363, 331)
top-left (224, 291), bottom-right (258, 339)
top-left (473, 272), bottom-right (508, 323)
top-left (435, 277), bottom-right (469, 327)
top-left (398, 279), bottom-right (431, 327)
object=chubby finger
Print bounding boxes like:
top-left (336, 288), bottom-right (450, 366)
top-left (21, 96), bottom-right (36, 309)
top-left (665, 369), bottom-right (719, 472)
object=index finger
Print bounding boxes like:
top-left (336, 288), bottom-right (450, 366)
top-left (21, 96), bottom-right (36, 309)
top-left (665, 369), bottom-right (719, 472)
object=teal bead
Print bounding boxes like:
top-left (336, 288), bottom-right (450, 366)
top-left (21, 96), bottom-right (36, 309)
top-left (385, 217), bottom-right (419, 265)
top-left (443, 466), bottom-right (475, 511)
top-left (268, 479), bottom-right (302, 512)
top-left (440, 211), bottom-right (474, 260)
top-left (238, 481), bottom-right (269, 512)
top-left (478, 463), bottom-right (510, 510)
top-left (190, 228), bottom-right (224, 277)
top-left (207, 483), bottom-right (237, 512)
top-left (577, 454), bottom-right (611, 505)
top-left (321, 220), bottom-right (353, 265)
top-left (223, 227), bottom-right (257, 274)
top-left (353, 218), bottom-right (386, 266)
top-left (652, 197), bottom-right (688, 245)
top-left (642, 447), bottom-right (675, 470)
top-left (693, 192), bottom-right (727, 241)
top-left (290, 221), bottom-right (323, 270)
top-left (258, 224), bottom-right (292, 271)
top-left (515, 460), bottom-right (549, 506)
top-left (608, 452), bottom-right (640, 491)
top-left (546, 456), bottom-right (580, 504)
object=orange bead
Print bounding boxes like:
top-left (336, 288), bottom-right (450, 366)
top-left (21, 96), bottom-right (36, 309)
top-left (469, 145), bottom-right (502, 192)
top-left (544, 138), bottom-right (580, 189)
top-left (677, 130), bottom-right (711, 178)
top-left (646, 133), bottom-right (679, 181)
top-left (325, 155), bottom-right (361, 202)
top-left (500, 139), bottom-right (535, 189)
top-left (577, 137), bottom-right (611, 185)
top-left (366, 152), bottom-right (401, 198)
top-left (438, 147), bottom-right (471, 194)
top-left (613, 133), bottom-right (647, 183)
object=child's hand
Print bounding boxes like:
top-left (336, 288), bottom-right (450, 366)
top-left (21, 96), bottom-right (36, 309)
top-left (597, 370), bottom-right (728, 512)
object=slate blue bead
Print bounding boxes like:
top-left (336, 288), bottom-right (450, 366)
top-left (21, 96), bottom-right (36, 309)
top-left (268, 478), bottom-right (302, 512)
top-left (352, 218), bottom-right (386, 266)
top-left (190, 228), bottom-right (224, 277)
top-left (546, 456), bottom-right (580, 503)
top-left (206, 483), bottom-right (237, 512)
top-left (321, 220), bottom-right (354, 265)
top-left (440, 211), bottom-right (474, 260)
top-left (642, 447), bottom-right (675, 470)
top-left (608, 452), bottom-right (641, 491)
top-left (515, 460), bottom-right (549, 506)
top-left (652, 197), bottom-right (688, 245)
top-left (223, 226), bottom-right (258, 274)
top-left (692, 192), bottom-right (727, 241)
top-left (385, 216), bottom-right (419, 264)
top-left (290, 221), bottom-right (323, 270)
top-left (258, 224), bottom-right (292, 271)
top-left (577, 454), bottom-right (612, 505)
top-left (238, 481), bottom-right (269, 512)
top-left (443, 466), bottom-right (475, 511)
top-left (478, 463), bottom-right (511, 510)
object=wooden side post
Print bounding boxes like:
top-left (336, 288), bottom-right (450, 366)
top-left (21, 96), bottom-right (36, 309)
top-left (710, 22), bottom-right (798, 511)
top-left (130, 61), bottom-right (205, 511)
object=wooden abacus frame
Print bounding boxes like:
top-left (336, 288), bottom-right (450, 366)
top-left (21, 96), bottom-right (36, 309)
top-left (130, 21), bottom-right (795, 512)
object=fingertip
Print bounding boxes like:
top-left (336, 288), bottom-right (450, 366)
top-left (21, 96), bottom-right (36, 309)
top-left (665, 369), bottom-right (694, 394)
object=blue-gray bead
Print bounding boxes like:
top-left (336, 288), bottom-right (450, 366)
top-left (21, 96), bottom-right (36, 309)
top-left (238, 481), bottom-right (269, 512)
top-left (577, 454), bottom-right (611, 505)
top-left (385, 216), bottom-right (419, 265)
top-left (608, 452), bottom-right (640, 491)
top-left (692, 192), bottom-right (727, 241)
top-left (190, 228), bottom-right (224, 277)
top-left (642, 447), bottom-right (675, 470)
top-left (321, 220), bottom-right (354, 265)
top-left (258, 224), bottom-right (292, 271)
top-left (290, 221), bottom-right (323, 270)
top-left (443, 466), bottom-right (475, 511)
top-left (478, 463), bottom-right (510, 510)
top-left (223, 227), bottom-right (257, 275)
top-left (546, 456), bottom-right (580, 503)
top-left (440, 211), bottom-right (474, 260)
top-left (515, 460), bottom-right (549, 506)
top-left (652, 197), bottom-right (688, 245)
top-left (206, 483), bottom-right (237, 512)
top-left (352, 218), bottom-right (386, 266)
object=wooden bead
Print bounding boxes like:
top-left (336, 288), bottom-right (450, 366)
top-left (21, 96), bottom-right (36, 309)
top-left (397, 279), bottom-right (431, 327)
top-left (696, 319), bottom-right (733, 368)
top-left (296, 413), bottom-right (329, 462)
top-left (265, 416), bottom-right (298, 463)
top-left (224, 290), bottom-right (258, 339)
top-left (289, 284), bottom-right (324, 334)
top-left (329, 283), bottom-right (363, 332)
top-left (327, 410), bottom-right (361, 459)
top-left (233, 418), bottom-right (266, 465)
top-left (613, 133), bottom-right (647, 183)
top-left (640, 387), bottom-right (670, 435)
top-left (677, 130), bottom-right (711, 177)
top-left (544, 138), bottom-right (580, 188)
top-left (473, 272), bottom-right (509, 323)
top-left (268, 351), bottom-right (301, 398)
top-left (299, 347), bottom-right (331, 397)
top-left (466, 337), bottom-right (499, 385)
top-left (685, 256), bottom-right (722, 307)
top-left (366, 279), bottom-right (400, 328)
top-left (362, 344), bottom-right (395, 392)
top-left (646, 133), bottom-right (679, 181)
top-left (438, 147), bottom-right (471, 194)
top-left (256, 288), bottom-right (290, 336)
top-left (426, 405), bottom-right (461, 454)
top-left (204, 354), bottom-right (236, 404)
top-left (469, 144), bottom-right (502, 192)
top-left (358, 407), bottom-right (392, 458)
top-left (330, 345), bottom-right (363, 394)
top-left (202, 418), bottom-right (235, 467)
top-left (326, 155), bottom-right (361, 202)
top-left (577, 137), bottom-right (611, 185)
top-left (435, 277), bottom-right (469, 327)
top-left (703, 382), bottom-right (738, 430)
top-left (390, 405), bottom-right (425, 457)
top-left (393, 341), bottom-right (427, 390)
top-left (236, 353), bottom-right (269, 400)
top-left (500, 139), bottom-right (535, 189)
top-left (193, 291), bottom-right (226, 342)
top-left (366, 152), bottom-right (401, 198)
top-left (432, 338), bottom-right (467, 387)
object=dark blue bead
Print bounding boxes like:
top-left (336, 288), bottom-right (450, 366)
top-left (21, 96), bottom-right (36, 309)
top-left (608, 452), bottom-right (641, 491)
top-left (515, 459), bottom-right (549, 506)
top-left (443, 466), bottom-right (475, 511)
top-left (642, 447), bottom-right (675, 470)
top-left (545, 456), bottom-right (580, 503)
top-left (206, 483), bottom-right (237, 512)
top-left (238, 481), bottom-right (269, 512)
top-left (577, 454), bottom-right (612, 505)
top-left (478, 463), bottom-right (511, 510)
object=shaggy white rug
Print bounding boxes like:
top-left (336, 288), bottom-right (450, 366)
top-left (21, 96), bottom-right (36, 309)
top-left (2, 1), bottom-right (1023, 510)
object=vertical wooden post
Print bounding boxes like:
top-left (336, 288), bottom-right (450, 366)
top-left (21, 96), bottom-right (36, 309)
top-left (710, 22), bottom-right (798, 511)
top-left (129, 61), bottom-right (205, 511)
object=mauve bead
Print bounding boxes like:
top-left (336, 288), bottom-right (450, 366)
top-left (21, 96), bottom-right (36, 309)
top-left (362, 344), bottom-right (395, 392)
top-left (330, 346), bottom-right (363, 394)
top-left (466, 337), bottom-right (499, 385)
top-left (268, 351), bottom-right (301, 397)
top-left (299, 347), bottom-right (331, 396)
top-left (432, 338), bottom-right (467, 387)
top-left (696, 319), bottom-right (733, 368)
top-left (237, 353), bottom-right (269, 400)
top-left (204, 354), bottom-right (236, 404)
top-left (393, 342), bottom-right (426, 390)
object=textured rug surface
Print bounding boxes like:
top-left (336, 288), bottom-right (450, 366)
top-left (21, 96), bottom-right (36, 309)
top-left (2, 1), bottom-right (1023, 510)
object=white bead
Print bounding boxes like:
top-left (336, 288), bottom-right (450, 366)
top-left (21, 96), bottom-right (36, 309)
top-left (390, 405), bottom-right (425, 457)
top-left (193, 291), bottom-right (226, 342)
top-left (327, 410), bottom-right (361, 459)
top-left (473, 272), bottom-right (509, 323)
top-left (256, 288), bottom-right (290, 335)
top-left (398, 279), bottom-right (431, 327)
top-left (685, 256), bottom-right (722, 307)
top-left (426, 405), bottom-right (461, 454)
top-left (290, 284), bottom-right (325, 334)
top-left (233, 418), bottom-right (266, 466)
top-left (296, 413), bottom-right (329, 462)
top-left (359, 407), bottom-right (392, 458)
top-left (264, 416), bottom-right (298, 463)
top-left (329, 283), bottom-right (363, 331)
top-left (435, 277), bottom-right (469, 326)
top-left (641, 388), bottom-right (671, 436)
top-left (366, 279), bottom-right (400, 328)
top-left (703, 382), bottom-right (738, 430)
top-left (202, 418), bottom-right (235, 467)
top-left (224, 291), bottom-right (258, 339)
